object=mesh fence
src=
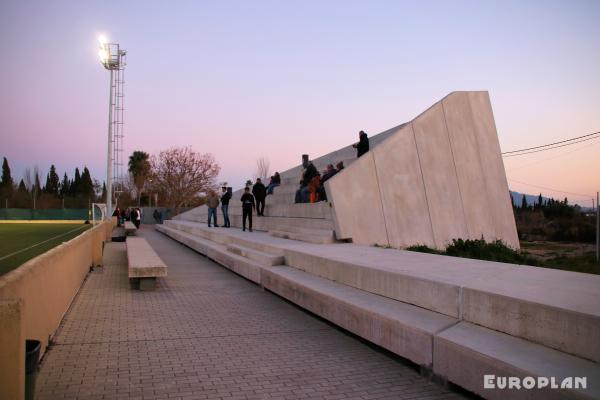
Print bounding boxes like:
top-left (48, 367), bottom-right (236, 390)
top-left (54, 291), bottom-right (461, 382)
top-left (0, 208), bottom-right (98, 220)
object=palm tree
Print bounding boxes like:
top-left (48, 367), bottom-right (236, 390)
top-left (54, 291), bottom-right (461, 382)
top-left (128, 151), bottom-right (150, 205)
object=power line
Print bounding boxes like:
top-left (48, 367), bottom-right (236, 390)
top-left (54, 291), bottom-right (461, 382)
top-left (506, 139), bottom-right (600, 171)
top-left (508, 178), bottom-right (594, 198)
top-left (502, 131), bottom-right (600, 155)
top-left (502, 135), bottom-right (600, 157)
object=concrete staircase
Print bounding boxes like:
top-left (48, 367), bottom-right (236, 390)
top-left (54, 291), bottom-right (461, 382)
top-left (173, 128), bottom-right (396, 245)
top-left (157, 220), bottom-right (600, 400)
top-left (160, 103), bottom-right (599, 398)
top-left (175, 156), bottom-right (356, 244)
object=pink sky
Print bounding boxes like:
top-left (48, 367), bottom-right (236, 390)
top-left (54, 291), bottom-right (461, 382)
top-left (1, 1), bottom-right (599, 206)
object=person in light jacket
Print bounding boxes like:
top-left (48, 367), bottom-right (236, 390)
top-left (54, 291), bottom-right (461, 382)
top-left (206, 190), bottom-right (220, 227)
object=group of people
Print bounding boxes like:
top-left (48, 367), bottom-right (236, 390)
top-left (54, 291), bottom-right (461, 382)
top-left (205, 171), bottom-right (282, 232)
top-left (294, 130), bottom-right (369, 203)
top-left (294, 161), bottom-right (344, 204)
top-left (204, 130), bottom-right (370, 228)
top-left (113, 207), bottom-right (143, 228)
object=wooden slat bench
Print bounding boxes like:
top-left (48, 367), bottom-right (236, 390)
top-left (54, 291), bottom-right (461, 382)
top-left (126, 237), bottom-right (167, 291)
top-left (124, 221), bottom-right (137, 235)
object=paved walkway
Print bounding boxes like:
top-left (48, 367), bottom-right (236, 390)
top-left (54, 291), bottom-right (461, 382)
top-left (36, 226), bottom-right (465, 400)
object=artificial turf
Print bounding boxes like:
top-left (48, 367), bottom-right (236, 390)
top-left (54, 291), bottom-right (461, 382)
top-left (0, 223), bottom-right (91, 276)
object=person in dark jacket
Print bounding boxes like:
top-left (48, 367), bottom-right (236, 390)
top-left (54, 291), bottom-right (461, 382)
top-left (266, 172), bottom-right (281, 195)
top-left (353, 130), bottom-right (369, 158)
top-left (252, 178), bottom-right (267, 216)
top-left (220, 186), bottom-right (232, 227)
top-left (240, 187), bottom-right (256, 232)
top-left (321, 164), bottom-right (336, 184)
top-left (302, 162), bottom-right (318, 186)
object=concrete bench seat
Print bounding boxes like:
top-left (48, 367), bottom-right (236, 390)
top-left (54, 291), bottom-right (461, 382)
top-left (226, 244), bottom-right (284, 266)
top-left (158, 225), bottom-right (263, 283)
top-left (111, 227), bottom-right (126, 242)
top-left (434, 321), bottom-right (600, 400)
top-left (261, 265), bottom-right (458, 367)
top-left (126, 237), bottom-right (167, 291)
top-left (270, 229), bottom-right (336, 244)
top-left (123, 221), bottom-right (137, 235)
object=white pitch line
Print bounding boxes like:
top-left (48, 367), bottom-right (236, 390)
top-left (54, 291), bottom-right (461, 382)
top-left (0, 225), bottom-right (88, 261)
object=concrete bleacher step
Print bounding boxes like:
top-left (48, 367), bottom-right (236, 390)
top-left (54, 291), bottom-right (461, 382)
top-left (156, 225), bottom-right (262, 283)
top-left (261, 265), bottom-right (458, 367)
top-left (282, 245), bottom-right (600, 363)
top-left (201, 215), bottom-right (335, 232)
top-left (270, 184), bottom-right (302, 195)
top-left (226, 243), bottom-right (284, 266)
top-left (202, 202), bottom-right (332, 220)
top-left (166, 220), bottom-right (286, 256)
top-left (269, 229), bottom-right (336, 244)
top-left (265, 192), bottom-right (296, 205)
top-left (434, 321), bottom-right (600, 400)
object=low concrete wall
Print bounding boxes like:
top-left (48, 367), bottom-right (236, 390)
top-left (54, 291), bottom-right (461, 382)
top-left (0, 221), bottom-right (111, 400)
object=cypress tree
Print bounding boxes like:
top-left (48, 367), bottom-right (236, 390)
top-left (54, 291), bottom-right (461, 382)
top-left (60, 173), bottom-right (70, 197)
top-left (520, 194), bottom-right (528, 210)
top-left (80, 167), bottom-right (94, 199)
top-left (1, 157), bottom-right (14, 199)
top-left (18, 179), bottom-right (27, 193)
top-left (71, 168), bottom-right (81, 196)
top-left (101, 181), bottom-right (107, 202)
top-left (45, 165), bottom-right (60, 195)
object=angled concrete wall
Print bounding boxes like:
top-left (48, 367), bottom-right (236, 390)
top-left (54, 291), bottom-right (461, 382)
top-left (326, 91), bottom-right (519, 250)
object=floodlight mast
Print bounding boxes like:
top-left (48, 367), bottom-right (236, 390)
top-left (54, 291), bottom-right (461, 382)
top-left (99, 36), bottom-right (126, 219)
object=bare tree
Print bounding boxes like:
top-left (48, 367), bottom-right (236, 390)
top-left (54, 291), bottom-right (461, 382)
top-left (23, 168), bottom-right (32, 191)
top-left (254, 156), bottom-right (271, 181)
top-left (149, 147), bottom-right (220, 214)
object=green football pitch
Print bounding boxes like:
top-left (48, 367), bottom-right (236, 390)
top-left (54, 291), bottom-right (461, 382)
top-left (0, 223), bottom-right (91, 276)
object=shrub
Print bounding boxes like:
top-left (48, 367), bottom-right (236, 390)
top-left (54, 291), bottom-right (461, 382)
top-left (405, 245), bottom-right (440, 254)
top-left (406, 238), bottom-right (538, 266)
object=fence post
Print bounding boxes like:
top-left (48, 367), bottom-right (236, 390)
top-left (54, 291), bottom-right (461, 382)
top-left (596, 192), bottom-right (599, 263)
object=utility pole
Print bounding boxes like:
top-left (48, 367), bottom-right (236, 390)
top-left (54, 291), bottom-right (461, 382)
top-left (596, 192), bottom-right (599, 263)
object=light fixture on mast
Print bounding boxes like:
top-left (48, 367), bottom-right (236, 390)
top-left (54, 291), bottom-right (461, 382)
top-left (98, 34), bottom-right (126, 219)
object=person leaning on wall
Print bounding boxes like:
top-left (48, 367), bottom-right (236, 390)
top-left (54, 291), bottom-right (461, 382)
top-left (352, 130), bottom-right (370, 158)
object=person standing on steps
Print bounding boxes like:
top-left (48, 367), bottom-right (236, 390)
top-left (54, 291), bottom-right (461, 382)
top-left (133, 207), bottom-right (142, 229)
top-left (353, 130), bottom-right (369, 158)
top-left (220, 186), bottom-right (232, 228)
top-left (252, 178), bottom-right (267, 216)
top-left (206, 190), bottom-right (220, 227)
top-left (240, 187), bottom-right (256, 232)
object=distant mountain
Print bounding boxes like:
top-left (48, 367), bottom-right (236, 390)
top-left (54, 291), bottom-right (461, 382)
top-left (509, 191), bottom-right (548, 207)
top-left (509, 191), bottom-right (593, 211)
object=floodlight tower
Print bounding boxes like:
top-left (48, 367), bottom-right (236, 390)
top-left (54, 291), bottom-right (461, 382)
top-left (98, 35), bottom-right (126, 219)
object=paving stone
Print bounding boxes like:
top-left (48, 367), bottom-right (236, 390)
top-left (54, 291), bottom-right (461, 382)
top-left (36, 226), bottom-right (465, 400)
